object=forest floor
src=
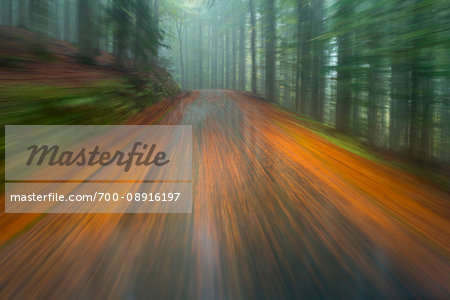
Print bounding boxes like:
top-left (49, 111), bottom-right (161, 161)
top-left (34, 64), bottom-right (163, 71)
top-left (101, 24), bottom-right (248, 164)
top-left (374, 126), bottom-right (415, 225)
top-left (0, 25), bottom-right (185, 251)
top-left (0, 90), bottom-right (449, 299)
top-left (0, 27), bottom-right (123, 86)
top-left (0, 25), bottom-right (182, 168)
top-left (0, 26), bottom-right (180, 123)
top-left (0, 26), bottom-right (179, 89)
top-left (272, 104), bottom-right (450, 191)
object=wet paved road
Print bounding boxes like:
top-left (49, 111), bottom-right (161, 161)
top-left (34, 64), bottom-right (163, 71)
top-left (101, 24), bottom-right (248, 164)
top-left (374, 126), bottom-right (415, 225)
top-left (1, 90), bottom-right (449, 299)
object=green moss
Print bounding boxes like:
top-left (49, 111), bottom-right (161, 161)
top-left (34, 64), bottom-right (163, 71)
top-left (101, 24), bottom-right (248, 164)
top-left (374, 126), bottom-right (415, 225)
top-left (0, 80), bottom-right (144, 126)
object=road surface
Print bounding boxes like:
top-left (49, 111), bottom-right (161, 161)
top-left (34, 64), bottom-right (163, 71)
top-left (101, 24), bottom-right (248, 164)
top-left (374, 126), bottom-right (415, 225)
top-left (1, 90), bottom-right (449, 299)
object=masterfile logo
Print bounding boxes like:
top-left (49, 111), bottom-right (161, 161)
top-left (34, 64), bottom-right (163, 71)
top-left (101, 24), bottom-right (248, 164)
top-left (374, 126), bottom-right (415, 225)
top-left (5, 125), bottom-right (192, 213)
top-left (25, 142), bottom-right (171, 172)
top-left (6, 125), bottom-right (192, 181)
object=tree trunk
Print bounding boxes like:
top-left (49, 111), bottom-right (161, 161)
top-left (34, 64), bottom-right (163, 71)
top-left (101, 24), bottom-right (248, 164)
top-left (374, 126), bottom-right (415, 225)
top-left (221, 33), bottom-right (225, 89)
top-left (153, 0), bottom-right (159, 60)
top-left (184, 18), bottom-right (189, 89)
top-left (213, 22), bottom-right (218, 88)
top-left (295, 1), bottom-right (302, 112)
top-left (226, 29), bottom-right (230, 89)
top-left (63, 0), bottom-right (71, 41)
top-left (176, 20), bottom-right (185, 89)
top-left (115, 0), bottom-right (129, 68)
top-left (198, 15), bottom-right (203, 89)
top-left (239, 14), bottom-right (246, 91)
top-left (3, 0), bottom-right (12, 26)
top-left (420, 78), bottom-right (433, 160)
top-left (30, 0), bottom-right (49, 36)
top-left (311, 0), bottom-right (323, 121)
top-left (367, 35), bottom-right (382, 146)
top-left (265, 0), bottom-right (276, 102)
top-left (300, 2), bottom-right (311, 114)
top-left (78, 0), bottom-right (93, 59)
top-left (248, 0), bottom-right (257, 93)
top-left (335, 32), bottom-right (352, 133)
top-left (389, 60), bottom-right (410, 152)
top-left (232, 26), bottom-right (237, 89)
top-left (18, 0), bottom-right (28, 28)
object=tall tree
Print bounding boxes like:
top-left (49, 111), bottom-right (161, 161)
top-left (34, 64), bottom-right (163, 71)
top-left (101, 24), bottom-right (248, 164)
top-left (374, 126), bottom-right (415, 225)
top-left (2, 0), bottom-right (12, 26)
top-left (30, 0), bottom-right (49, 36)
top-left (232, 26), bottom-right (237, 89)
top-left (248, 0), bottom-right (257, 93)
top-left (238, 9), bottom-right (246, 90)
top-left (152, 0), bottom-right (160, 59)
top-left (18, 0), bottom-right (28, 28)
top-left (111, 0), bottom-right (131, 67)
top-left (77, 0), bottom-right (93, 60)
top-left (225, 28), bottom-right (230, 89)
top-left (63, 0), bottom-right (72, 41)
top-left (175, 18), bottom-right (185, 88)
top-left (310, 0), bottom-right (324, 121)
top-left (264, 0), bottom-right (276, 101)
top-left (295, 0), bottom-right (302, 112)
top-left (300, 1), bottom-right (311, 114)
top-left (334, 1), bottom-right (354, 133)
top-left (198, 13), bottom-right (203, 88)
top-left (367, 32), bottom-right (383, 146)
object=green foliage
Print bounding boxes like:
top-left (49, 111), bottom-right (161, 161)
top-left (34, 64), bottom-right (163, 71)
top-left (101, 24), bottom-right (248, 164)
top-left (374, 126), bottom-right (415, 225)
top-left (0, 81), bottom-right (140, 126)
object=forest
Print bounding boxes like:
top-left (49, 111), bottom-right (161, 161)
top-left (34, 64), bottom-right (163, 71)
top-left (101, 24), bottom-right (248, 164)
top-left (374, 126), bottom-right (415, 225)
top-left (164, 0), bottom-right (450, 164)
top-left (1, 0), bottom-right (449, 164)
top-left (1, 1), bottom-right (450, 299)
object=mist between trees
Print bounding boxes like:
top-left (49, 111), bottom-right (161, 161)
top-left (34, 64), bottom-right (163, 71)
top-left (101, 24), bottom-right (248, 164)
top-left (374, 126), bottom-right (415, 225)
top-left (163, 0), bottom-right (450, 164)
top-left (1, 0), bottom-right (449, 164)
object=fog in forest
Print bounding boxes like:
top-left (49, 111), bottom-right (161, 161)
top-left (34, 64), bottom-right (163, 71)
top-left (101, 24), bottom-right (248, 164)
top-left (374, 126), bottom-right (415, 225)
top-left (1, 1), bottom-right (450, 299)
top-left (1, 0), bottom-right (449, 163)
